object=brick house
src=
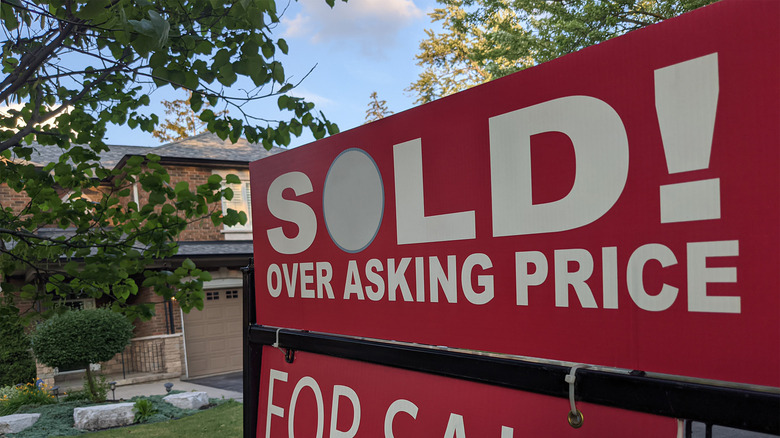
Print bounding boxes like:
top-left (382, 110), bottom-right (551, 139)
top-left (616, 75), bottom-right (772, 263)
top-left (2, 133), bottom-right (280, 385)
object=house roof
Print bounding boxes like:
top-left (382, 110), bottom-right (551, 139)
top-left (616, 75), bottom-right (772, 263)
top-left (14, 133), bottom-right (285, 168)
top-left (7, 230), bottom-right (253, 260)
top-left (175, 241), bottom-right (253, 257)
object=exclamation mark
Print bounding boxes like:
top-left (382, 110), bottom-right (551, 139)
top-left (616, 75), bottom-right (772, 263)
top-left (655, 53), bottom-right (721, 224)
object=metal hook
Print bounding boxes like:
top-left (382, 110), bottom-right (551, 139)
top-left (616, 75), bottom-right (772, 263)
top-left (566, 365), bottom-right (586, 428)
top-left (273, 328), bottom-right (295, 363)
top-left (273, 328), bottom-right (282, 349)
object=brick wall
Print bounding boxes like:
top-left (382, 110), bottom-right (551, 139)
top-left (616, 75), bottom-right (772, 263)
top-left (131, 287), bottom-right (182, 338)
top-left (0, 184), bottom-right (30, 215)
top-left (0, 182), bottom-right (105, 217)
top-left (2, 162), bottom-right (237, 242)
top-left (165, 165), bottom-right (225, 242)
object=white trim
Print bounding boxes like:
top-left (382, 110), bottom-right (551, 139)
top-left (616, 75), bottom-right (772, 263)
top-left (202, 278), bottom-right (243, 290)
top-left (133, 181), bottom-right (140, 205)
top-left (180, 307), bottom-right (189, 379)
top-left (130, 333), bottom-right (183, 342)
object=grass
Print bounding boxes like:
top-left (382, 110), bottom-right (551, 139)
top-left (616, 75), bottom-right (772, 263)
top-left (63, 400), bottom-right (242, 437)
top-left (5, 394), bottom-right (241, 438)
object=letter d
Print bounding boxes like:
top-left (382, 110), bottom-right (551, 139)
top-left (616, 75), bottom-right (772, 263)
top-left (489, 96), bottom-right (629, 236)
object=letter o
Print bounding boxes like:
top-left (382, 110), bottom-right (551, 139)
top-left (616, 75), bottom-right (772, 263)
top-left (288, 376), bottom-right (324, 438)
top-left (267, 264), bottom-right (282, 297)
top-left (323, 148), bottom-right (384, 253)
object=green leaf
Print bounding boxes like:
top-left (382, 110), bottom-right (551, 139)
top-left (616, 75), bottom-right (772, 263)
top-left (214, 49), bottom-right (231, 68)
top-left (270, 62), bottom-right (284, 83)
top-left (79, 0), bottom-right (110, 20)
top-left (277, 38), bottom-right (289, 54)
top-left (148, 191), bottom-right (166, 204)
top-left (200, 109), bottom-right (215, 121)
top-left (149, 51), bottom-right (167, 68)
top-left (182, 258), bottom-right (196, 270)
top-left (1, 4), bottom-right (19, 31)
top-left (277, 95), bottom-right (289, 111)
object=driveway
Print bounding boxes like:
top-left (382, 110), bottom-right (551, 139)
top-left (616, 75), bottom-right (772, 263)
top-left (186, 371), bottom-right (243, 393)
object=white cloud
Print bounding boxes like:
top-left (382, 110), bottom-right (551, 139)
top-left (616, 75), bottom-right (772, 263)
top-left (288, 89), bottom-right (335, 108)
top-left (282, 0), bottom-right (424, 55)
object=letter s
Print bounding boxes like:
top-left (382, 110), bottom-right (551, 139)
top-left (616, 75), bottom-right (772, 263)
top-left (267, 172), bottom-right (317, 254)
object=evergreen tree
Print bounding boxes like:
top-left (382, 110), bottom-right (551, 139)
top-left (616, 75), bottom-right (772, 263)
top-left (410, 0), bottom-right (717, 103)
top-left (365, 91), bottom-right (394, 122)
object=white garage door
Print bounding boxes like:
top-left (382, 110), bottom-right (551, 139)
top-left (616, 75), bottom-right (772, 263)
top-left (183, 289), bottom-right (243, 378)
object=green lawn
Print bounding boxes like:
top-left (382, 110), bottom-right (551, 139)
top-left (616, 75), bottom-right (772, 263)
top-left (64, 401), bottom-right (242, 438)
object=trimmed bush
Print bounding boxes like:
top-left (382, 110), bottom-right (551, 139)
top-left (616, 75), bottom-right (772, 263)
top-left (0, 313), bottom-right (37, 387)
top-left (31, 308), bottom-right (133, 402)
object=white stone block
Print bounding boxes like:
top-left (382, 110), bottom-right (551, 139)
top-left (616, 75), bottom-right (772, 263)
top-left (163, 391), bottom-right (209, 410)
top-left (73, 403), bottom-right (135, 431)
top-left (0, 413), bottom-right (41, 434)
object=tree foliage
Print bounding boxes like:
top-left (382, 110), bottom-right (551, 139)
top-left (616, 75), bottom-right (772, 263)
top-left (364, 91), bottom-right (393, 123)
top-left (0, 311), bottom-right (36, 387)
top-left (152, 90), bottom-right (227, 143)
top-left (31, 308), bottom-right (133, 401)
top-left (410, 0), bottom-right (717, 103)
top-left (0, 0), bottom-right (344, 322)
top-left (408, 1), bottom-right (527, 104)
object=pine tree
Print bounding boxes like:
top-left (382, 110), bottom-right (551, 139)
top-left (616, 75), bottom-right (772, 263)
top-left (365, 92), bottom-right (394, 123)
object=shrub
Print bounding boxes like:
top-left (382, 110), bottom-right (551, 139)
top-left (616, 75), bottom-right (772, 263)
top-left (61, 388), bottom-right (91, 402)
top-left (31, 308), bottom-right (133, 402)
top-left (0, 313), bottom-right (37, 387)
top-left (133, 398), bottom-right (158, 423)
top-left (62, 375), bottom-right (111, 403)
top-left (0, 381), bottom-right (56, 416)
top-left (0, 384), bottom-right (20, 400)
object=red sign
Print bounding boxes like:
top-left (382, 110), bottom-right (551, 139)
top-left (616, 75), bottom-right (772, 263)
top-left (257, 347), bottom-right (677, 437)
top-left (250, 0), bottom-right (780, 387)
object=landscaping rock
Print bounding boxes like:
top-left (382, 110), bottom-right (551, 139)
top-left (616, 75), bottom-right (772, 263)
top-left (0, 413), bottom-right (41, 434)
top-left (163, 391), bottom-right (209, 410)
top-left (73, 403), bottom-right (135, 430)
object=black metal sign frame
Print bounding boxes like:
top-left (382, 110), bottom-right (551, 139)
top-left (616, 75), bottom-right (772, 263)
top-left (242, 261), bottom-right (779, 437)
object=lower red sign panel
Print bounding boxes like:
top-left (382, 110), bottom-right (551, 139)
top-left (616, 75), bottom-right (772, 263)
top-left (257, 346), bottom-right (677, 437)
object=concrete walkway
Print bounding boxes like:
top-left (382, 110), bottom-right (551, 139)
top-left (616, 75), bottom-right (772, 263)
top-left (110, 377), bottom-right (243, 403)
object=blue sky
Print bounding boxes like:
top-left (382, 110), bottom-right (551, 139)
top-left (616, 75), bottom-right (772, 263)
top-left (105, 0), bottom-right (441, 148)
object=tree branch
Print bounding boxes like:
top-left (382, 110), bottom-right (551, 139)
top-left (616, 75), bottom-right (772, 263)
top-left (0, 21), bottom-right (78, 103)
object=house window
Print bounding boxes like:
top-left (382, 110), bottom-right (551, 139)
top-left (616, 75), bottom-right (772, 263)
top-left (206, 291), bottom-right (220, 301)
top-left (55, 297), bottom-right (96, 311)
top-left (213, 170), bottom-right (252, 239)
top-left (226, 290), bottom-right (239, 299)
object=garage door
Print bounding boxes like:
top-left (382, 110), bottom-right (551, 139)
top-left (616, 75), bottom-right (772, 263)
top-left (183, 289), bottom-right (243, 378)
